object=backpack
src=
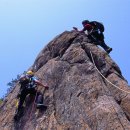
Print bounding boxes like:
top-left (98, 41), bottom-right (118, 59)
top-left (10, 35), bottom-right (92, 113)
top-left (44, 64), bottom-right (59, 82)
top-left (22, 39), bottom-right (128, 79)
top-left (19, 75), bottom-right (36, 89)
top-left (19, 75), bottom-right (29, 85)
top-left (90, 21), bottom-right (104, 32)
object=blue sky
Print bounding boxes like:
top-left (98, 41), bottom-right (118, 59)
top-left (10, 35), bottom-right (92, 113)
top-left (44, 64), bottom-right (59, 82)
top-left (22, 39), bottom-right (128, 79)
top-left (0, 0), bottom-right (130, 98)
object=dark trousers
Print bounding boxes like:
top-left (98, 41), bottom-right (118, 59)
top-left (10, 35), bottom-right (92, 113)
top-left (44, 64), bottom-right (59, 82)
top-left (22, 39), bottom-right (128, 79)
top-left (17, 88), bottom-right (43, 112)
top-left (88, 31), bottom-right (110, 51)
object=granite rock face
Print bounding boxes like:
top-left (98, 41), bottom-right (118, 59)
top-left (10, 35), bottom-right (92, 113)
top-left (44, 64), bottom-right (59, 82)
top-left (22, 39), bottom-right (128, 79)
top-left (0, 31), bottom-right (130, 130)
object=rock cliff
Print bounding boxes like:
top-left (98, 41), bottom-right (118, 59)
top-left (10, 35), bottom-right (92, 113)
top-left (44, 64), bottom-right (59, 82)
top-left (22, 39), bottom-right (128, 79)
top-left (0, 31), bottom-right (130, 130)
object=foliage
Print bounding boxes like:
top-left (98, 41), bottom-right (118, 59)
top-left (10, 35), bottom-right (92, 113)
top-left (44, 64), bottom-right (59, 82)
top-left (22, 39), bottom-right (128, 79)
top-left (3, 71), bottom-right (27, 100)
top-left (0, 98), bottom-right (3, 105)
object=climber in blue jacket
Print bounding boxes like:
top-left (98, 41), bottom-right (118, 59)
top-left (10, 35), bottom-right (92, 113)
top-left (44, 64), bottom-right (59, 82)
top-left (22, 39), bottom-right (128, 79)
top-left (14, 70), bottom-right (49, 120)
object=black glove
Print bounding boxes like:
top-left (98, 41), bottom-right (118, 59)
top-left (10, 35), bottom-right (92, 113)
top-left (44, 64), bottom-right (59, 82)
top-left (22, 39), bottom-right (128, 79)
top-left (45, 86), bottom-right (49, 89)
top-left (73, 27), bottom-right (78, 31)
top-left (17, 93), bottom-right (21, 98)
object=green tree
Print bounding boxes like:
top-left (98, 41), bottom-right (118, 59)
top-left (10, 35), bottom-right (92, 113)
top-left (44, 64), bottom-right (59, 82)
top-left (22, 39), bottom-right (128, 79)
top-left (0, 98), bottom-right (3, 105)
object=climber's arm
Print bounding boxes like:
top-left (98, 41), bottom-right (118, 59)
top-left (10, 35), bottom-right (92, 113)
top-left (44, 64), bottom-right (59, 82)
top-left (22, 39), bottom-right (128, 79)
top-left (35, 79), bottom-right (49, 89)
top-left (73, 27), bottom-right (84, 33)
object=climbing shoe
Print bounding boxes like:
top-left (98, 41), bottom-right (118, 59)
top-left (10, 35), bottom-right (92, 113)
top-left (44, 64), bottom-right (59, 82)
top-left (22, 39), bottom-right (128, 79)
top-left (14, 112), bottom-right (21, 121)
top-left (36, 103), bottom-right (47, 110)
top-left (106, 48), bottom-right (112, 54)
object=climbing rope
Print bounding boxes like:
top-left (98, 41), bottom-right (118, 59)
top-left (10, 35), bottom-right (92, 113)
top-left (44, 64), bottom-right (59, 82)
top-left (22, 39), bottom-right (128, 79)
top-left (90, 50), bottom-right (130, 94)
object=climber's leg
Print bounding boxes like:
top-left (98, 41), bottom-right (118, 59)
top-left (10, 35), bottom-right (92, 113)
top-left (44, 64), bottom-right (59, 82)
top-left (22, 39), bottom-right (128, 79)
top-left (99, 40), bottom-right (112, 54)
top-left (36, 92), bottom-right (47, 110)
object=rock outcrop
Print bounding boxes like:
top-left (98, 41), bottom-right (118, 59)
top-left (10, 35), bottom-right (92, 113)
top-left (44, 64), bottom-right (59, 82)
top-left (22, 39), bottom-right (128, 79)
top-left (0, 31), bottom-right (130, 130)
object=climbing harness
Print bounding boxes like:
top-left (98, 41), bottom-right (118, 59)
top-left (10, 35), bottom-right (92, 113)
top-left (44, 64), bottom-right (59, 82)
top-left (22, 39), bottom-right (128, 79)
top-left (90, 50), bottom-right (130, 94)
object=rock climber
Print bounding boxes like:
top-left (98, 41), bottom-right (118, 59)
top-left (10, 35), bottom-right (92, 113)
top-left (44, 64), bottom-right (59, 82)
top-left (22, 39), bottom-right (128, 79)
top-left (14, 70), bottom-right (48, 120)
top-left (73, 20), bottom-right (112, 54)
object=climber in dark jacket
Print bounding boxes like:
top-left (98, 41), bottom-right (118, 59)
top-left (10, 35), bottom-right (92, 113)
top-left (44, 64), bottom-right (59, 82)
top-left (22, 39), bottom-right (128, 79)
top-left (14, 70), bottom-right (49, 120)
top-left (73, 20), bottom-right (112, 54)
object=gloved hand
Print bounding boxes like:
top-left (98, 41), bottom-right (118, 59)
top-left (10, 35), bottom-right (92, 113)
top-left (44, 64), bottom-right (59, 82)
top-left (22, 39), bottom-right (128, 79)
top-left (73, 27), bottom-right (78, 31)
top-left (17, 93), bottom-right (21, 98)
top-left (45, 86), bottom-right (49, 89)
